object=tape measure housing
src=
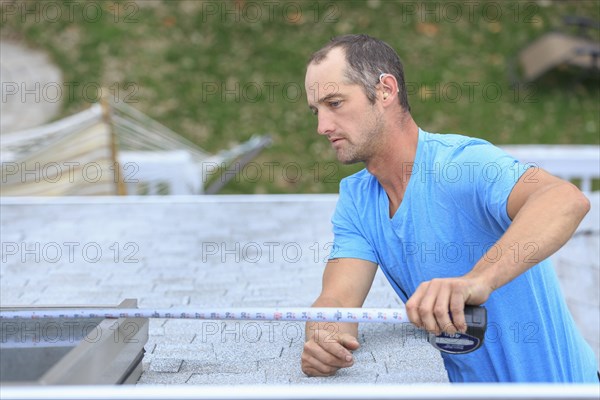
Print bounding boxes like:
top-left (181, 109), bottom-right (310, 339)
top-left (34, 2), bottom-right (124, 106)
top-left (430, 305), bottom-right (487, 354)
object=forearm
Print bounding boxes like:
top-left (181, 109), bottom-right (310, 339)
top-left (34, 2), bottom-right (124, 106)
top-left (467, 182), bottom-right (590, 292)
top-left (305, 295), bottom-right (358, 341)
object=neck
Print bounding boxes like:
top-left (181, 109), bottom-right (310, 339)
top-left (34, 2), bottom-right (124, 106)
top-left (364, 114), bottom-right (419, 211)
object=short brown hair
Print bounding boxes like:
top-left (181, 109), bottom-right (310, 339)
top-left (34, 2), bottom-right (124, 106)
top-left (308, 34), bottom-right (411, 112)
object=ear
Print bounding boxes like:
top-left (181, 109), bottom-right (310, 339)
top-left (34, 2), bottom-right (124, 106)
top-left (378, 74), bottom-right (399, 102)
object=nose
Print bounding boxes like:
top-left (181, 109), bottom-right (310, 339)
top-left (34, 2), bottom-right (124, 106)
top-left (317, 111), bottom-right (334, 136)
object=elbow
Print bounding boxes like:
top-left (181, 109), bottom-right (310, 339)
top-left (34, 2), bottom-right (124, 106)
top-left (565, 182), bottom-right (591, 220)
top-left (577, 191), bottom-right (591, 218)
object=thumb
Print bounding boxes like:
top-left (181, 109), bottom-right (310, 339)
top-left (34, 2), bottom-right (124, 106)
top-left (338, 333), bottom-right (360, 351)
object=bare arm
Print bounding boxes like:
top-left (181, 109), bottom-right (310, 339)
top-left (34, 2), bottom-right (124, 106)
top-left (473, 168), bottom-right (589, 289)
top-left (301, 258), bottom-right (378, 376)
top-left (406, 168), bottom-right (590, 334)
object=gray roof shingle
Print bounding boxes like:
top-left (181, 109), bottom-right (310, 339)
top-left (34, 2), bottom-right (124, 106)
top-left (1, 193), bottom-right (597, 385)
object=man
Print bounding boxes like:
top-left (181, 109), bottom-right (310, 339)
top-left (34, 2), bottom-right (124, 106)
top-left (301, 34), bottom-right (598, 382)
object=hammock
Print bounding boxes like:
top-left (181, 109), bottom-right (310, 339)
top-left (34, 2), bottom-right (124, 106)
top-left (1, 100), bottom-right (271, 196)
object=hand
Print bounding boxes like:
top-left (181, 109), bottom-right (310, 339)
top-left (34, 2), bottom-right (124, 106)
top-left (405, 276), bottom-right (491, 335)
top-left (301, 326), bottom-right (360, 377)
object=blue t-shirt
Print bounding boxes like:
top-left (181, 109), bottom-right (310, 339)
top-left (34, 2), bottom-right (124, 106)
top-left (330, 128), bottom-right (598, 382)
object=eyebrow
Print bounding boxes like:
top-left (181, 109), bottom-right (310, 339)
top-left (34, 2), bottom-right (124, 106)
top-left (308, 93), bottom-right (345, 111)
top-left (316, 93), bottom-right (342, 104)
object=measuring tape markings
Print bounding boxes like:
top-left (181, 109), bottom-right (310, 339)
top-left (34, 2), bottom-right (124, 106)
top-left (0, 307), bottom-right (408, 323)
top-left (0, 306), bottom-right (487, 354)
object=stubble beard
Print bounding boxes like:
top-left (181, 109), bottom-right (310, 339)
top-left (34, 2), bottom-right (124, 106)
top-left (336, 107), bottom-right (385, 165)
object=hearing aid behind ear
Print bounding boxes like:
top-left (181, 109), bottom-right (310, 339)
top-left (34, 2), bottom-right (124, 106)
top-left (378, 73), bottom-right (400, 94)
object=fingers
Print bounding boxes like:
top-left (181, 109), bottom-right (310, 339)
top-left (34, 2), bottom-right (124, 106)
top-left (449, 292), bottom-right (467, 333)
top-left (431, 284), bottom-right (454, 334)
top-left (405, 282), bottom-right (426, 331)
top-left (338, 333), bottom-right (360, 351)
top-left (301, 342), bottom-right (352, 376)
top-left (406, 278), bottom-right (468, 335)
top-left (301, 331), bottom-right (359, 377)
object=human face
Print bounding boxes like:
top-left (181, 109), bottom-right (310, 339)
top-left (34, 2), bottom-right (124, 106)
top-left (305, 48), bottom-right (385, 165)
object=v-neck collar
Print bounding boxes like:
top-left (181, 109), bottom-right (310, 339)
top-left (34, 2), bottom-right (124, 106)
top-left (379, 128), bottom-right (424, 227)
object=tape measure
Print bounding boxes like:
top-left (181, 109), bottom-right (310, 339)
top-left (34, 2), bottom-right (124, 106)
top-left (429, 305), bottom-right (487, 354)
top-left (0, 305), bottom-right (487, 354)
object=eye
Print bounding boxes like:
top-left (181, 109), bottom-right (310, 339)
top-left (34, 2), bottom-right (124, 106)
top-left (328, 100), bottom-right (342, 108)
top-left (309, 107), bottom-right (318, 116)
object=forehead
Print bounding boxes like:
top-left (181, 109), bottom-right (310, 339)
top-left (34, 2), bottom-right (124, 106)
top-left (305, 47), bottom-right (348, 103)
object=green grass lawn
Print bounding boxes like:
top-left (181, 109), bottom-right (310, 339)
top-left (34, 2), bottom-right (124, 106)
top-left (2, 0), bottom-right (599, 193)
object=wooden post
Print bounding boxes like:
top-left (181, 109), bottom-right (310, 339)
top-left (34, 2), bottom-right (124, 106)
top-left (100, 93), bottom-right (126, 195)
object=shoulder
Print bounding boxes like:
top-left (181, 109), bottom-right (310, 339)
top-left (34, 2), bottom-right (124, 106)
top-left (419, 130), bottom-right (517, 169)
top-left (338, 169), bottom-right (381, 211)
top-left (339, 169), bottom-right (378, 196)
top-left (421, 130), bottom-right (495, 158)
